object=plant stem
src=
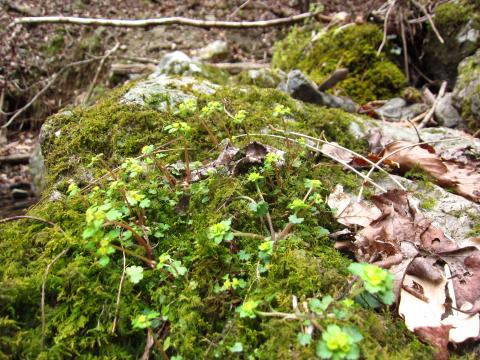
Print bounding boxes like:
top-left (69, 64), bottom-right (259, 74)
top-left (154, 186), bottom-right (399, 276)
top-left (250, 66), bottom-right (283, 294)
top-left (255, 183), bottom-right (276, 242)
top-left (232, 230), bottom-right (265, 240)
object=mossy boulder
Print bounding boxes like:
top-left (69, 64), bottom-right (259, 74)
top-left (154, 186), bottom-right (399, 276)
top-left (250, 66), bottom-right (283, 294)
top-left (453, 48), bottom-right (480, 130)
top-left (0, 70), bottom-right (433, 359)
top-left (423, 0), bottom-right (480, 85)
top-left (271, 24), bottom-right (406, 104)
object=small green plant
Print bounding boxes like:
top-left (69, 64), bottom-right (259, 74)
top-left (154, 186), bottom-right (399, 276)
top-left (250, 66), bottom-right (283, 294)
top-left (215, 274), bottom-right (247, 293)
top-left (236, 300), bottom-right (261, 319)
top-left (207, 219), bottom-right (234, 244)
top-left (157, 253), bottom-right (187, 278)
top-left (348, 263), bottom-right (394, 305)
top-left (131, 309), bottom-right (161, 329)
top-left (232, 110), bottom-right (247, 124)
top-left (126, 265), bottom-right (144, 284)
top-left (177, 98), bottom-right (197, 118)
top-left (316, 324), bottom-right (362, 360)
top-left (200, 101), bottom-right (223, 117)
top-left (272, 104), bottom-right (292, 118)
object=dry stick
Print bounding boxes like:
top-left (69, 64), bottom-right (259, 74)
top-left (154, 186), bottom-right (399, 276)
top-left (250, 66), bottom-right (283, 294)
top-left (234, 133), bottom-right (387, 193)
top-left (410, 0), bottom-right (444, 44)
top-left (418, 81), bottom-right (447, 129)
top-left (0, 214), bottom-right (60, 229)
top-left (84, 42), bottom-right (120, 104)
top-left (111, 246), bottom-right (126, 334)
top-left (400, 11), bottom-right (410, 83)
top-left (12, 10), bottom-right (330, 28)
top-left (41, 247), bottom-right (70, 349)
top-left (228, 0), bottom-right (252, 18)
top-left (271, 127), bottom-right (405, 190)
top-left (356, 137), bottom-right (462, 201)
top-left (377, 0), bottom-right (397, 55)
top-left (2, 56), bottom-right (107, 128)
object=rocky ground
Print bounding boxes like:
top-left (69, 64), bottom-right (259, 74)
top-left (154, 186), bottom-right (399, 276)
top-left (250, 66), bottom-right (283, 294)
top-left (1, 0), bottom-right (480, 359)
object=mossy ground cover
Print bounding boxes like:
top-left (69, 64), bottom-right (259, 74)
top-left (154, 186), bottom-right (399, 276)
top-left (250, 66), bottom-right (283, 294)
top-left (271, 24), bottom-right (406, 104)
top-left (0, 81), bottom-right (431, 359)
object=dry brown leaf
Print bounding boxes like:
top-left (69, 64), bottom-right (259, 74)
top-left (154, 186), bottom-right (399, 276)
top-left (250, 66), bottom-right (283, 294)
top-left (379, 141), bottom-right (480, 202)
top-left (414, 325), bottom-right (452, 360)
top-left (327, 185), bottom-right (381, 228)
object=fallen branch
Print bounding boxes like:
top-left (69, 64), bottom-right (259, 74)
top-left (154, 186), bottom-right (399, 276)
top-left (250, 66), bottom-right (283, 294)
top-left (12, 11), bottom-right (330, 29)
top-left (377, 0), bottom-right (397, 55)
top-left (110, 62), bottom-right (156, 76)
top-left (0, 153), bottom-right (31, 165)
top-left (418, 81), bottom-right (447, 129)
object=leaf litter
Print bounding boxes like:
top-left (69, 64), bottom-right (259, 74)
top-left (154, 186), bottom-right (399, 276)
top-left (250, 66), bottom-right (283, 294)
top-left (328, 185), bottom-right (480, 358)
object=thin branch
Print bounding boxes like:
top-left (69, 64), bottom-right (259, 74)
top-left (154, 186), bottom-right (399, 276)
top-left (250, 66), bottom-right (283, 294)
top-left (410, 0), bottom-right (444, 44)
top-left (111, 246), bottom-right (126, 334)
top-left (228, 0), bottom-right (252, 19)
top-left (400, 11), bottom-right (410, 83)
top-left (41, 247), bottom-right (70, 349)
top-left (0, 215), bottom-right (64, 233)
top-left (234, 133), bottom-right (387, 192)
top-left (356, 137), bottom-right (462, 200)
top-left (418, 81), bottom-right (447, 129)
top-left (12, 11), bottom-right (330, 28)
top-left (270, 127), bottom-right (405, 190)
top-left (84, 42), bottom-right (120, 104)
top-left (377, 0), bottom-right (397, 55)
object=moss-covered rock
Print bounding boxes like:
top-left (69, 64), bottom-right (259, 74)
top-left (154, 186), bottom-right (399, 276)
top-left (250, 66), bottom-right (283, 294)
top-left (272, 24), bottom-right (406, 104)
top-left (0, 71), bottom-right (434, 359)
top-left (453, 48), bottom-right (480, 131)
top-left (423, 0), bottom-right (480, 84)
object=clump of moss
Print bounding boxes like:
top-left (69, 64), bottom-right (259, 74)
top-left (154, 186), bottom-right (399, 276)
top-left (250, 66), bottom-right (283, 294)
top-left (0, 80), bottom-right (433, 358)
top-left (272, 24), bottom-right (406, 103)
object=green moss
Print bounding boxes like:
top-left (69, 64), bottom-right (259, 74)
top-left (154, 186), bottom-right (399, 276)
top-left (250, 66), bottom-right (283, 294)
top-left (1, 80), bottom-right (434, 358)
top-left (42, 33), bottom-right (65, 56)
top-left (272, 24), bottom-right (406, 103)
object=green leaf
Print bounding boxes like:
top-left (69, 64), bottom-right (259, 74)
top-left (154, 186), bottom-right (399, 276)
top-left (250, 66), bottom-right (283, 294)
top-left (126, 266), bottom-right (144, 284)
top-left (229, 342), bottom-right (243, 353)
top-left (106, 209), bottom-right (123, 221)
top-left (248, 200), bottom-right (269, 217)
top-left (288, 214), bottom-right (304, 224)
top-left (139, 198), bottom-right (151, 209)
top-left (238, 250), bottom-right (251, 261)
top-left (297, 333), bottom-right (312, 346)
top-left (98, 256), bottom-right (110, 267)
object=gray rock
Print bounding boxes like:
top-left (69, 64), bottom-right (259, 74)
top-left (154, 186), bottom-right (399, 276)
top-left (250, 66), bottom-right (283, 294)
top-left (376, 175), bottom-right (480, 245)
top-left (240, 68), bottom-right (286, 88)
top-left (375, 98), bottom-right (428, 122)
top-left (194, 40), bottom-right (230, 62)
top-left (453, 49), bottom-right (480, 128)
top-left (154, 51), bottom-right (203, 76)
top-left (122, 74), bottom-right (218, 111)
top-left (434, 93), bottom-right (464, 128)
top-left (278, 70), bottom-right (358, 113)
top-left (351, 116), bottom-right (480, 155)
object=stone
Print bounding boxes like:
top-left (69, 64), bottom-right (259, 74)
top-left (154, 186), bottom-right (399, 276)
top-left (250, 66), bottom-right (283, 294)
top-left (452, 49), bottom-right (480, 128)
top-left (278, 70), bottom-right (358, 113)
top-left (237, 68), bottom-right (286, 89)
top-left (194, 40), bottom-right (230, 62)
top-left (374, 98), bottom-right (428, 122)
top-left (434, 93), bottom-right (464, 128)
top-left (154, 51), bottom-right (203, 76)
top-left (122, 74), bottom-right (218, 111)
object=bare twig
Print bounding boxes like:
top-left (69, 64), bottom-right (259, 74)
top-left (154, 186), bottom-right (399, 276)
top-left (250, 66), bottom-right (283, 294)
top-left (84, 42), bottom-right (120, 104)
top-left (140, 328), bottom-right (156, 360)
top-left (228, 0), bottom-right (252, 18)
top-left (12, 10), bottom-right (330, 28)
top-left (418, 81), bottom-right (447, 128)
top-left (270, 127), bottom-right (405, 190)
top-left (356, 137), bottom-right (462, 201)
top-left (234, 133), bottom-right (387, 193)
top-left (111, 246), bottom-right (126, 334)
top-left (377, 0), bottom-right (397, 55)
top-left (0, 215), bottom-right (61, 230)
top-left (400, 11), bottom-right (410, 82)
top-left (410, 0), bottom-right (444, 44)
